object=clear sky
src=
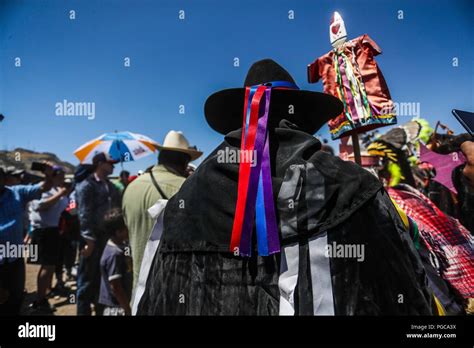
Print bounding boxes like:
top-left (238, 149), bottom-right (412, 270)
top-left (1, 0), bottom-right (473, 175)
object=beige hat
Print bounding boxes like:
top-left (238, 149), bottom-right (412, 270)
top-left (156, 130), bottom-right (203, 161)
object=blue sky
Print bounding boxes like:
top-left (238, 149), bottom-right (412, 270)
top-left (1, 0), bottom-right (472, 175)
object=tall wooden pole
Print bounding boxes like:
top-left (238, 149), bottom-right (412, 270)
top-left (351, 132), bottom-right (362, 165)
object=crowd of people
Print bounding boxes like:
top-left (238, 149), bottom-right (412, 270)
top-left (0, 59), bottom-right (473, 316)
top-left (0, 130), bottom-right (201, 316)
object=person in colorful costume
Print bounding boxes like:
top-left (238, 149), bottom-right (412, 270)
top-left (136, 59), bottom-right (435, 316)
top-left (367, 119), bottom-right (432, 188)
top-left (388, 184), bottom-right (473, 313)
top-left (367, 123), bottom-right (474, 313)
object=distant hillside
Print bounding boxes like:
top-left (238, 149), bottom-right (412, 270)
top-left (0, 148), bottom-right (76, 175)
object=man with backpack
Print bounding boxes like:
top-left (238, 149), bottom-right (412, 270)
top-left (122, 130), bottom-right (202, 290)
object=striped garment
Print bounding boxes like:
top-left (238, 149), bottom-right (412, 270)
top-left (388, 184), bottom-right (474, 300)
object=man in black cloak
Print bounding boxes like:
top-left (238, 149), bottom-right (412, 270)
top-left (137, 59), bottom-right (434, 315)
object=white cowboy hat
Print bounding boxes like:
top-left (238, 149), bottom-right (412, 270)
top-left (156, 130), bottom-right (203, 161)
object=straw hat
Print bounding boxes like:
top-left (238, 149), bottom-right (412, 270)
top-left (156, 130), bottom-right (202, 161)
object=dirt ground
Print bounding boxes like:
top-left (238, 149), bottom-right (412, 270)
top-left (21, 261), bottom-right (77, 315)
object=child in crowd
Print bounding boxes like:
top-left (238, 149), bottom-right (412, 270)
top-left (99, 209), bottom-right (132, 316)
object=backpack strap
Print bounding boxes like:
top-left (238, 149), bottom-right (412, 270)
top-left (147, 168), bottom-right (169, 200)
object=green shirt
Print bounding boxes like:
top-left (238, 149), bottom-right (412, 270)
top-left (122, 165), bottom-right (186, 288)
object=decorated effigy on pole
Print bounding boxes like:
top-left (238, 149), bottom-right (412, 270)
top-left (307, 11), bottom-right (397, 164)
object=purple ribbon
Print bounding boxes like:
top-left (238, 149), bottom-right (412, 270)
top-left (236, 81), bottom-right (298, 256)
top-left (260, 130), bottom-right (280, 255)
top-left (239, 89), bottom-right (271, 256)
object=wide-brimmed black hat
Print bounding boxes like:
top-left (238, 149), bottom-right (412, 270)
top-left (204, 59), bottom-right (343, 135)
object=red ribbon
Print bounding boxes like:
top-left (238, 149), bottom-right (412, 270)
top-left (229, 85), bottom-right (266, 253)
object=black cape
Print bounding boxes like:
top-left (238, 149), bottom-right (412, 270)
top-left (137, 120), bottom-right (434, 315)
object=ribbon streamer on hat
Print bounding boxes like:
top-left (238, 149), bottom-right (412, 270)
top-left (230, 81), bottom-right (299, 256)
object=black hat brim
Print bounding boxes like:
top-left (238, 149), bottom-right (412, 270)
top-left (204, 88), bottom-right (343, 135)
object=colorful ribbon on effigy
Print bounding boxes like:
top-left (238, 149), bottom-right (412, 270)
top-left (229, 81), bottom-right (298, 256)
top-left (333, 50), bottom-right (373, 125)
